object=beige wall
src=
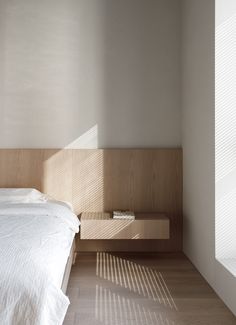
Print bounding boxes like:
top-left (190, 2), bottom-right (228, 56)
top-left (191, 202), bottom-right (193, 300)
top-left (0, 0), bottom-right (181, 148)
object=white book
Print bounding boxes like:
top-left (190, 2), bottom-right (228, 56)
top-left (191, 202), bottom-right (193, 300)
top-left (113, 211), bottom-right (135, 220)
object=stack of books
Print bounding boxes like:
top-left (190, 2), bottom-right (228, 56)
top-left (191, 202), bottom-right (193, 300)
top-left (113, 211), bottom-right (135, 220)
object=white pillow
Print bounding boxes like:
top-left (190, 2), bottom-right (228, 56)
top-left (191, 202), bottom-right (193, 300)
top-left (0, 188), bottom-right (46, 203)
top-left (48, 199), bottom-right (73, 211)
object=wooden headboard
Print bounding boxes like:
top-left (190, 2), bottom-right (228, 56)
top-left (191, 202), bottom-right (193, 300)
top-left (0, 149), bottom-right (182, 251)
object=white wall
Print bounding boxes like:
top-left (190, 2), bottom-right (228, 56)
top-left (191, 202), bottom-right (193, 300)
top-left (182, 0), bottom-right (236, 316)
top-left (181, 0), bottom-right (215, 283)
top-left (0, 0), bottom-right (181, 149)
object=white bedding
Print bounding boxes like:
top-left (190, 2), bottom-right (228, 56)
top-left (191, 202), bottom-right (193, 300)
top-left (0, 201), bottom-right (80, 325)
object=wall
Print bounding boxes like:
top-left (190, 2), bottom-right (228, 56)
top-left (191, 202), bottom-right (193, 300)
top-left (0, 0), bottom-right (180, 149)
top-left (182, 0), bottom-right (236, 316)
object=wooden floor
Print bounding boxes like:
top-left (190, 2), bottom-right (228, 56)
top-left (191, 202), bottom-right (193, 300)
top-left (63, 252), bottom-right (236, 325)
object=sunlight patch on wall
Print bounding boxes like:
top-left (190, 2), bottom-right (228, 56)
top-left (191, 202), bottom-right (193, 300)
top-left (72, 149), bottom-right (104, 212)
top-left (42, 125), bottom-right (102, 211)
top-left (65, 125), bottom-right (98, 149)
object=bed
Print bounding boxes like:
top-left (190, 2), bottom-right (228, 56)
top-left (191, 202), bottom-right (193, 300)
top-left (0, 188), bottom-right (80, 325)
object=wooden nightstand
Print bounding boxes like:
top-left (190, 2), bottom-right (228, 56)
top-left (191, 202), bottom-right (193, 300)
top-left (80, 212), bottom-right (169, 240)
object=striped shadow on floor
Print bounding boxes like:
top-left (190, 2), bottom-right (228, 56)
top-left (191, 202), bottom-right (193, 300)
top-left (63, 252), bottom-right (236, 325)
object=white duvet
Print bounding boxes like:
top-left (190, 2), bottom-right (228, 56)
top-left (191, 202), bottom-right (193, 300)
top-left (0, 202), bottom-right (80, 325)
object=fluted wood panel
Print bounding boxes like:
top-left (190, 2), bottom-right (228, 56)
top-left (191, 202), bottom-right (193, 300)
top-left (0, 149), bottom-right (182, 251)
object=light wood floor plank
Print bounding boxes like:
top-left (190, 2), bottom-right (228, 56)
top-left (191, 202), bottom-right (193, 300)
top-left (63, 253), bottom-right (236, 325)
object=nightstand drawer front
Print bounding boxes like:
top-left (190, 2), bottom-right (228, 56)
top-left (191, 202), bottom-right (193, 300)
top-left (80, 218), bottom-right (169, 240)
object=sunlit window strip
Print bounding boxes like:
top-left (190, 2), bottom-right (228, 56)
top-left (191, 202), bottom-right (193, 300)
top-left (215, 7), bottom-right (236, 275)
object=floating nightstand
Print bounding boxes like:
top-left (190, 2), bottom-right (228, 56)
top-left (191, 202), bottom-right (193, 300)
top-left (80, 212), bottom-right (169, 240)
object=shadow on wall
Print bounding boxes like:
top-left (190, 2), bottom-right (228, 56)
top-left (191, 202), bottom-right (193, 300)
top-left (98, 0), bottom-right (180, 148)
top-left (0, 0), bottom-right (180, 148)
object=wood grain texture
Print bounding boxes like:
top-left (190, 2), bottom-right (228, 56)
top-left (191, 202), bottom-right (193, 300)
top-left (63, 253), bottom-right (236, 325)
top-left (0, 149), bottom-right (44, 188)
top-left (0, 149), bottom-right (182, 251)
top-left (80, 212), bottom-right (169, 239)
